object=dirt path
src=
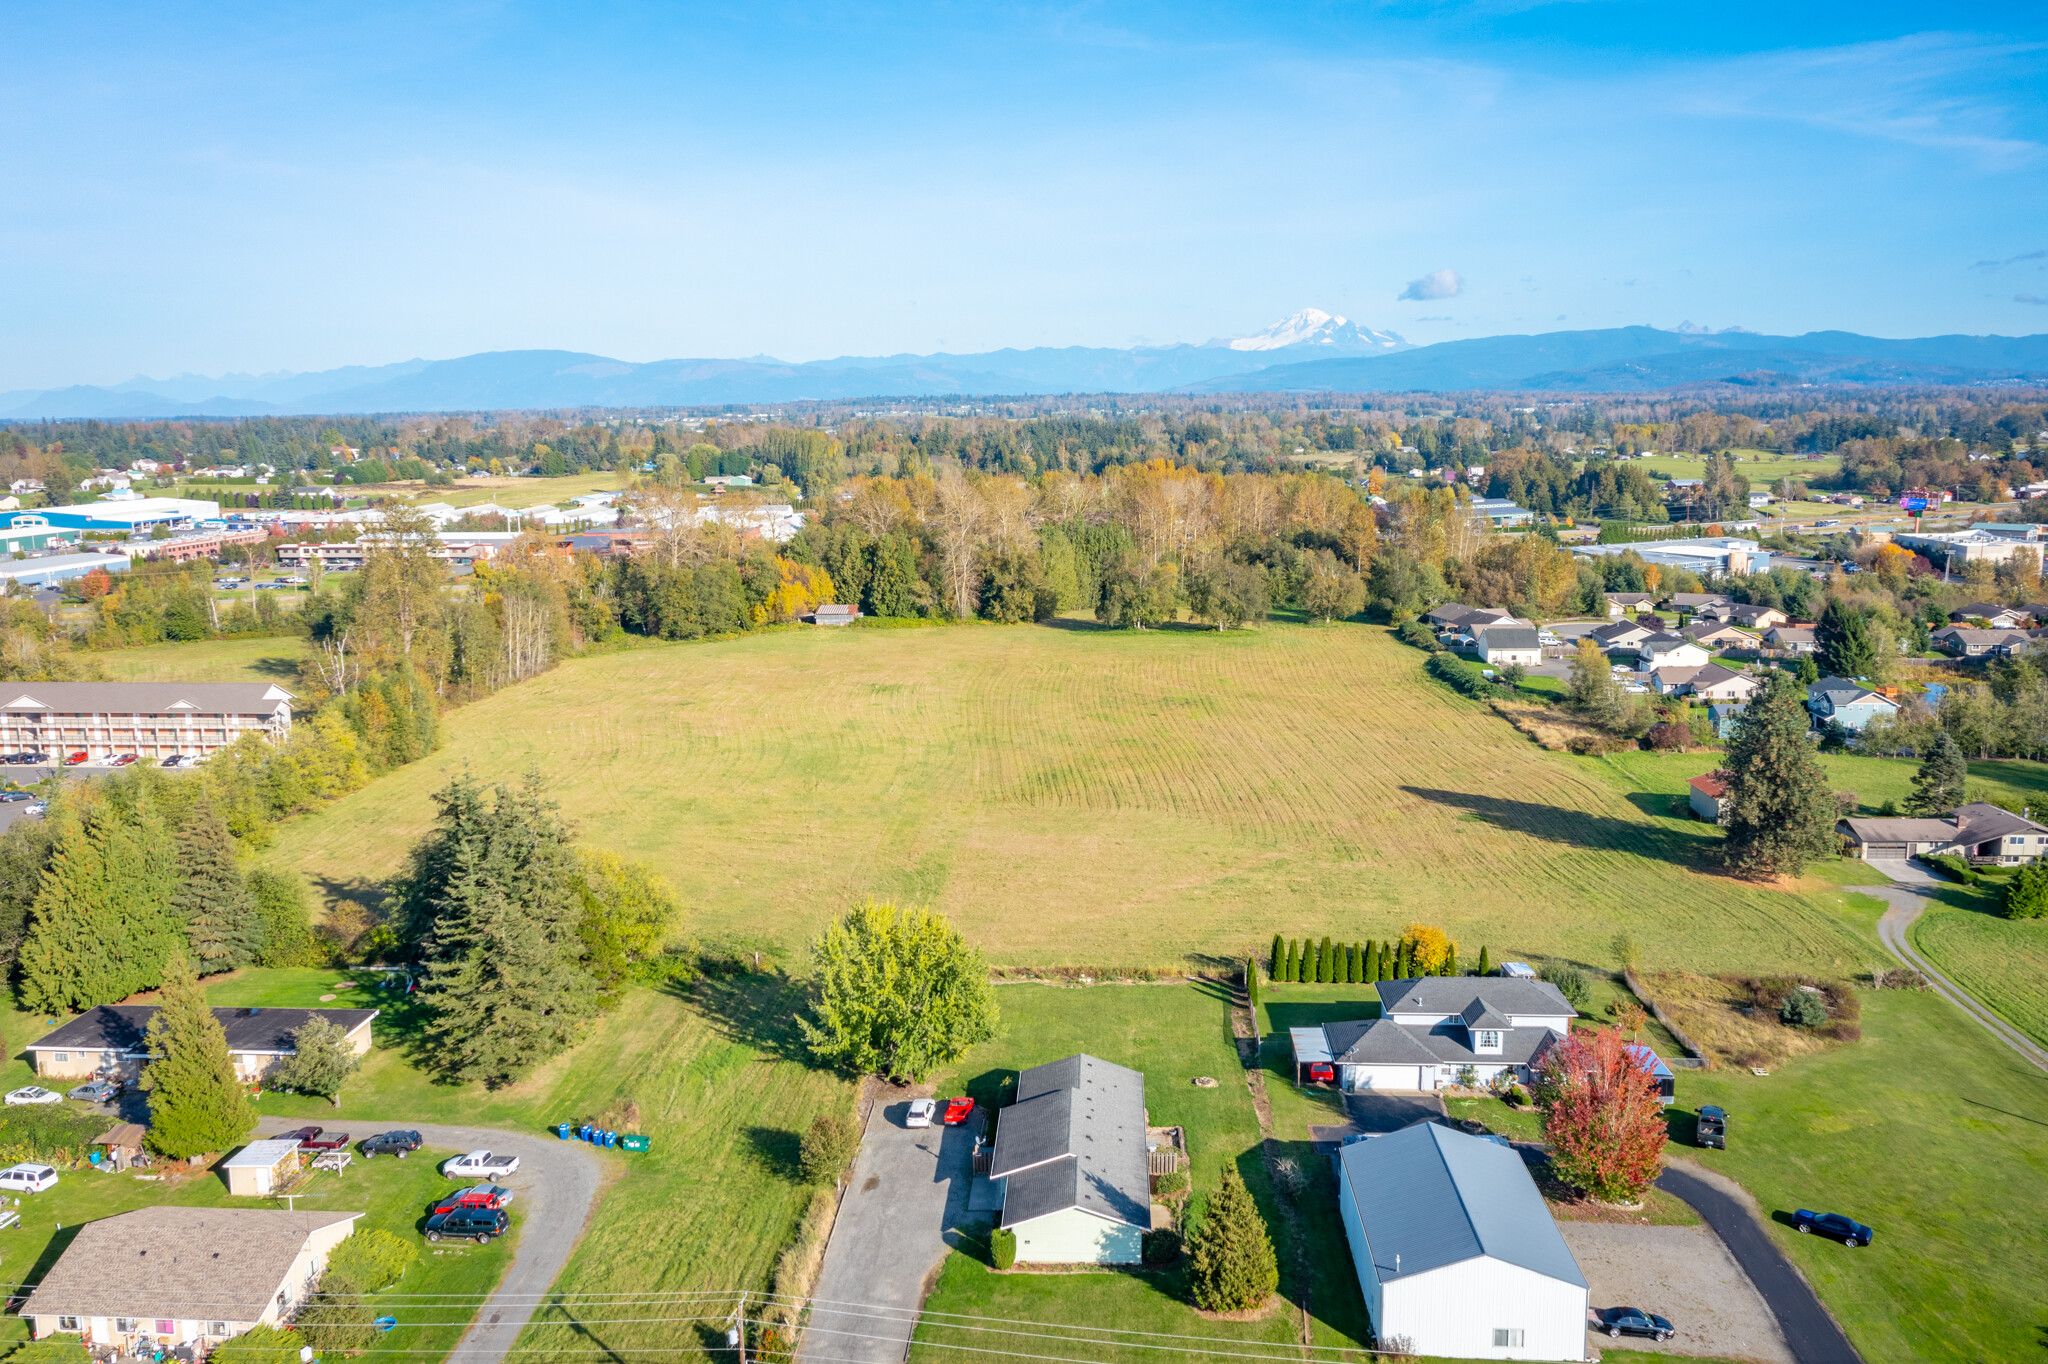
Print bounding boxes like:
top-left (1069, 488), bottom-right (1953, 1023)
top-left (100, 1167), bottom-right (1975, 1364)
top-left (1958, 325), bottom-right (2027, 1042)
top-left (1229, 981), bottom-right (1314, 1355)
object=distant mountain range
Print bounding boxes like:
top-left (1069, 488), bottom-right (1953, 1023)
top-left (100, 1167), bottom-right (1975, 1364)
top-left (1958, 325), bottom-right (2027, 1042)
top-left (6, 312), bottom-right (2045, 420)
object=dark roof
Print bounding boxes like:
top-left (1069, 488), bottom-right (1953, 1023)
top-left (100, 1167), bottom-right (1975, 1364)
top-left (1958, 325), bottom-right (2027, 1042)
top-left (1638, 632), bottom-right (1691, 650)
top-left (1325, 1018), bottom-right (1439, 1065)
top-left (1952, 602), bottom-right (2024, 620)
top-left (1603, 591), bottom-right (1655, 603)
top-left (1376, 977), bottom-right (1575, 1018)
top-left (1952, 801), bottom-right (2048, 841)
top-left (1335, 1123), bottom-right (1587, 1287)
top-left (1458, 999), bottom-right (1512, 1029)
top-left (1689, 664), bottom-right (1750, 688)
top-left (993, 1054), bottom-right (1150, 1230)
top-left (1807, 675), bottom-right (1863, 698)
top-left (1477, 627), bottom-right (1540, 650)
top-left (29, 1005), bottom-right (378, 1056)
top-left (1590, 621), bottom-right (1649, 644)
top-left (0, 683), bottom-right (293, 714)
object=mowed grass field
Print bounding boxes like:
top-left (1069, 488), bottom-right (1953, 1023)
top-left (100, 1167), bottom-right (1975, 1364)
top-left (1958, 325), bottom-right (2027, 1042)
top-left (266, 622), bottom-right (1879, 975)
top-left (88, 634), bottom-right (304, 685)
top-left (1909, 884), bottom-right (2048, 1050)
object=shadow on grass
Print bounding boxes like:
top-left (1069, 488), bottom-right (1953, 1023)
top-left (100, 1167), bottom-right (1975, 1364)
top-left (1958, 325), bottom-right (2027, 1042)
top-left (962, 1068), bottom-right (1016, 1113)
top-left (22, 1223), bottom-right (80, 1288)
top-left (313, 873), bottom-right (389, 918)
top-left (1624, 790), bottom-right (1695, 823)
top-left (250, 654), bottom-right (303, 679)
top-left (744, 1125), bottom-right (804, 1181)
top-left (678, 971), bottom-right (815, 1065)
top-left (1401, 786), bottom-right (1717, 864)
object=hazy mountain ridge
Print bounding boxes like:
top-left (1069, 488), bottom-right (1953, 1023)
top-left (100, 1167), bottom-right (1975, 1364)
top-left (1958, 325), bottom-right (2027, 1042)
top-left (7, 321), bottom-right (2046, 419)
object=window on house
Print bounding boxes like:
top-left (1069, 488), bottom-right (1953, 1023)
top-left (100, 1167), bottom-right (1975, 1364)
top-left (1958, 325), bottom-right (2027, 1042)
top-left (57, 1318), bottom-right (78, 1333)
top-left (209, 1323), bottom-right (228, 1337)
top-left (52, 1052), bottom-right (67, 1063)
top-left (1492, 1329), bottom-right (1525, 1347)
top-left (115, 1320), bottom-right (137, 1335)
top-left (1477, 1030), bottom-right (1502, 1050)
top-left (155, 1321), bottom-right (174, 1336)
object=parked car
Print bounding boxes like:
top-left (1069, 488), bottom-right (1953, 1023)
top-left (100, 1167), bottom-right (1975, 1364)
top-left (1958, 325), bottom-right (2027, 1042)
top-left (66, 1079), bottom-right (121, 1103)
top-left (1792, 1210), bottom-right (1874, 1246)
top-left (23, 802), bottom-right (45, 817)
top-left (1, 753), bottom-right (38, 765)
top-left (942, 1097), bottom-right (976, 1125)
top-left (432, 1183), bottom-right (514, 1212)
top-left (1695, 1105), bottom-right (1727, 1149)
top-left (4, 1087), bottom-right (62, 1106)
top-left (442, 1150), bottom-right (519, 1178)
top-left (0, 1163), bottom-right (59, 1194)
top-left (1599, 1308), bottom-right (1673, 1341)
top-left (280, 1126), bottom-right (324, 1145)
top-left (62, 752), bottom-right (88, 766)
top-left (0, 792), bottom-right (32, 803)
top-left (109, 753), bottom-right (138, 767)
top-left (424, 1206), bottom-right (508, 1244)
top-left (160, 754), bottom-right (188, 769)
top-left (302, 1131), bottom-right (351, 1152)
top-left (904, 1098), bottom-right (937, 1128)
top-left (360, 1130), bottom-right (423, 1158)
top-left (1306, 1062), bottom-right (1336, 1084)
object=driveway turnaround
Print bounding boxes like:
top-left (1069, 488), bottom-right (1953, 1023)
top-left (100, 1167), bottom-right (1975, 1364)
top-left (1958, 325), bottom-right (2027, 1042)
top-left (1655, 1163), bottom-right (1860, 1364)
top-left (1854, 868), bottom-right (2048, 1075)
top-left (256, 1116), bottom-right (604, 1364)
top-left (1562, 1222), bottom-right (1791, 1364)
top-left (799, 1096), bottom-right (977, 1364)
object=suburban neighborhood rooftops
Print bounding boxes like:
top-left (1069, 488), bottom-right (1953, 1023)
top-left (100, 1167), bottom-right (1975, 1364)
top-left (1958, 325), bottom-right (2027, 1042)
top-left (993, 1054), bottom-right (1150, 1230)
top-left (1638, 632), bottom-right (1690, 650)
top-left (28, 1004), bottom-right (378, 1057)
top-left (0, 683), bottom-right (294, 714)
top-left (1335, 1122), bottom-right (1587, 1287)
top-left (1766, 627), bottom-right (1816, 644)
top-left (20, 1206), bottom-right (361, 1322)
top-left (1327, 1017), bottom-right (1561, 1069)
top-left (1689, 664), bottom-right (1750, 688)
top-left (1375, 977), bottom-right (1573, 1018)
top-left (1951, 601), bottom-right (2028, 621)
top-left (1590, 621), bottom-right (1651, 644)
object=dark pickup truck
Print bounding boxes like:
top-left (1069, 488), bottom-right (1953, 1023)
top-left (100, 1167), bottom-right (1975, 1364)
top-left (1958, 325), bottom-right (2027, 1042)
top-left (1696, 1105), bottom-right (1727, 1149)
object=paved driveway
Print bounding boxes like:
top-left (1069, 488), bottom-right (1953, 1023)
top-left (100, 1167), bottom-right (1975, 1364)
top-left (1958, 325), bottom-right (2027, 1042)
top-left (1563, 1222), bottom-right (1792, 1364)
top-left (1309, 1091), bottom-right (1445, 1147)
top-left (799, 1096), bottom-right (976, 1364)
top-left (255, 1116), bottom-right (603, 1364)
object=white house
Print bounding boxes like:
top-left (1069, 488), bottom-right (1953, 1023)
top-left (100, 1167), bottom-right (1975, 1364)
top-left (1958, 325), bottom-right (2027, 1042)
top-left (1636, 634), bottom-right (1710, 671)
top-left (991, 1054), bottom-right (1151, 1264)
top-left (1311, 978), bottom-right (1574, 1093)
top-left (1475, 626), bottom-right (1543, 668)
top-left (1336, 1123), bottom-right (1589, 1361)
top-left (1840, 802), bottom-right (2048, 865)
top-left (22, 1207), bottom-right (362, 1354)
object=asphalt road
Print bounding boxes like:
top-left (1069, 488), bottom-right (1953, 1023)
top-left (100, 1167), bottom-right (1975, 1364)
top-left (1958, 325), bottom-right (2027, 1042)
top-left (255, 1116), bottom-right (603, 1364)
top-left (1855, 864), bottom-right (2048, 1075)
top-left (1654, 1164), bottom-right (1861, 1364)
top-left (799, 1095), bottom-right (976, 1364)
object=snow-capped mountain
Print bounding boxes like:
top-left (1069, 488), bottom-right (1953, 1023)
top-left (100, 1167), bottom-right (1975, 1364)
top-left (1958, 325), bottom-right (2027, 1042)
top-left (1213, 308), bottom-right (1407, 353)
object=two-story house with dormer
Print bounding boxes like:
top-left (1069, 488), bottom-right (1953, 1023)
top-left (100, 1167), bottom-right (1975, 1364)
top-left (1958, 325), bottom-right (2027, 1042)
top-left (1310, 978), bottom-right (1577, 1093)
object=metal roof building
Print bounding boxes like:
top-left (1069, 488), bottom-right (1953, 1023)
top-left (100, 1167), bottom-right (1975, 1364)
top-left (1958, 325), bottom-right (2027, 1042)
top-left (1335, 1122), bottom-right (1588, 1360)
top-left (990, 1054), bottom-right (1150, 1264)
top-left (33, 498), bottom-right (221, 531)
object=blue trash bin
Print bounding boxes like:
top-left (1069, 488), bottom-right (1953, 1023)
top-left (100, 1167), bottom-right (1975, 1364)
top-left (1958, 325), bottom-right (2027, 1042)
top-left (578, 1124), bottom-right (592, 1142)
top-left (554, 1123), bottom-right (572, 1140)
top-left (604, 1130), bottom-right (617, 1148)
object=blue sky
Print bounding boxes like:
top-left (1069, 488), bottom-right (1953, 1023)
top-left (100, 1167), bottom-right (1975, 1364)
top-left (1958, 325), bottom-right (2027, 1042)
top-left (3, 1), bottom-right (2046, 388)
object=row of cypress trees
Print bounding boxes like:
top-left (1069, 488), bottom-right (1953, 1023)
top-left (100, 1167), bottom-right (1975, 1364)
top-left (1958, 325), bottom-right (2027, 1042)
top-left (1267, 933), bottom-right (1472, 985)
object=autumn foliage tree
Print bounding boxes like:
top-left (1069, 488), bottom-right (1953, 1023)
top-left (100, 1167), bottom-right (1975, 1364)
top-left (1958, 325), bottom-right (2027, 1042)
top-left (1533, 1025), bottom-right (1667, 1204)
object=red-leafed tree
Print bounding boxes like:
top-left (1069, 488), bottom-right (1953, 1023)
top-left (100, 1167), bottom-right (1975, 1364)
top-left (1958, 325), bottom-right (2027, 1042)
top-left (1533, 1024), bottom-right (1667, 1204)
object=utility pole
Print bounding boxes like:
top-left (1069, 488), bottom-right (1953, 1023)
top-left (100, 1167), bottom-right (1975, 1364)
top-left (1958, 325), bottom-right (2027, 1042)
top-left (726, 1293), bottom-right (748, 1364)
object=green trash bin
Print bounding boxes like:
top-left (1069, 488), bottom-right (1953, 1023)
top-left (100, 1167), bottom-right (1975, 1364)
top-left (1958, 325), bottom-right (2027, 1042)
top-left (621, 1134), bottom-right (650, 1152)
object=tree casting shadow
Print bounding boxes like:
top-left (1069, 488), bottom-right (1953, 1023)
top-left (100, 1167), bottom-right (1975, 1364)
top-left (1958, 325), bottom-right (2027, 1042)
top-left (1402, 786), bottom-right (1714, 866)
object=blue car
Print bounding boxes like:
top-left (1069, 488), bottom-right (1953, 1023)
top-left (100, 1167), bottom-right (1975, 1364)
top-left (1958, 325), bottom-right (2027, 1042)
top-left (1792, 1209), bottom-right (1874, 1246)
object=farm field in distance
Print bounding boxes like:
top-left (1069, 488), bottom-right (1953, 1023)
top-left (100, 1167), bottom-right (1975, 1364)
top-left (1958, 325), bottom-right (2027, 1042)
top-left (86, 634), bottom-right (305, 685)
top-left (267, 622), bottom-right (1888, 975)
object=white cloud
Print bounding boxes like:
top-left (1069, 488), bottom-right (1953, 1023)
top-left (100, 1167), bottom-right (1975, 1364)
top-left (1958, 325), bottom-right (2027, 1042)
top-left (1400, 269), bottom-right (1462, 301)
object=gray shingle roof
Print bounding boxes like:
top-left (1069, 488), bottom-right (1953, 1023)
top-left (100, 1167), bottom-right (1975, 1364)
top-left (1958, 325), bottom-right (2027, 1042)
top-left (1458, 999), bottom-right (1512, 1029)
top-left (1477, 627), bottom-right (1540, 650)
top-left (993, 1054), bottom-right (1150, 1230)
top-left (0, 683), bottom-right (293, 714)
top-left (1325, 1018), bottom-right (1440, 1065)
top-left (21, 1206), bottom-right (361, 1322)
top-left (1375, 977), bottom-right (1574, 1018)
top-left (1338, 1124), bottom-right (1586, 1287)
top-left (1327, 1018), bottom-right (1558, 1068)
top-left (28, 1005), bottom-right (377, 1057)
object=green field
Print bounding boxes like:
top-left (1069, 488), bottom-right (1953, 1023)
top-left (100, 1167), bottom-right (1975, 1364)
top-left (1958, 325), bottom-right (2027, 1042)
top-left (267, 622), bottom-right (1879, 976)
top-left (395, 472), bottom-right (625, 510)
top-left (1630, 450), bottom-right (1839, 483)
top-left (1909, 884), bottom-right (2048, 1049)
top-left (88, 635), bottom-right (304, 685)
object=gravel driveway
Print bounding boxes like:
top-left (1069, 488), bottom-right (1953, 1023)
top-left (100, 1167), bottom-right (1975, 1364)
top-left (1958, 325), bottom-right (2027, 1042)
top-left (799, 1094), bottom-right (976, 1364)
top-left (1562, 1222), bottom-right (1792, 1364)
top-left (255, 1116), bottom-right (603, 1364)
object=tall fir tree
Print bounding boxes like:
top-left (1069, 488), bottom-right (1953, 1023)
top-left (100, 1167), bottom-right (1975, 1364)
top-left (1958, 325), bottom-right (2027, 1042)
top-left (1815, 598), bottom-right (1878, 680)
top-left (18, 798), bottom-right (180, 1012)
top-left (1317, 936), bottom-right (1333, 984)
top-left (1186, 1166), bottom-right (1279, 1312)
top-left (408, 775), bottom-right (598, 1088)
top-left (1269, 933), bottom-right (1285, 982)
top-left (140, 951), bottom-right (254, 1157)
top-left (1283, 939), bottom-right (1298, 983)
top-left (1477, 945), bottom-right (1493, 976)
top-left (173, 799), bottom-right (264, 974)
top-left (1905, 729), bottom-right (1968, 815)
top-left (1720, 670), bottom-right (1840, 877)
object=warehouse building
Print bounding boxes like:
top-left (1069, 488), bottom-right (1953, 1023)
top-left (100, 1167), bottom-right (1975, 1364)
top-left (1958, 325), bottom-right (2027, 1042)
top-left (0, 682), bottom-right (294, 761)
top-left (33, 497), bottom-right (220, 533)
top-left (0, 552), bottom-right (130, 590)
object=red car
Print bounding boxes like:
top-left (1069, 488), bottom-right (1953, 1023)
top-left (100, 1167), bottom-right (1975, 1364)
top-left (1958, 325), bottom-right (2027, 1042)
top-left (63, 752), bottom-right (88, 766)
top-left (941, 1097), bottom-right (975, 1125)
top-left (432, 1184), bottom-right (513, 1213)
top-left (301, 1131), bottom-right (351, 1152)
top-left (281, 1126), bottom-right (323, 1145)
top-left (1306, 1063), bottom-right (1336, 1084)
top-left (110, 753), bottom-right (138, 766)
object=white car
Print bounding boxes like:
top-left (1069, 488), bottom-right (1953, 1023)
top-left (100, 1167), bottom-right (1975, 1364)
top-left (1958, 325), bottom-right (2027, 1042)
top-left (905, 1098), bottom-right (937, 1128)
top-left (442, 1150), bottom-right (520, 1178)
top-left (0, 1163), bottom-right (57, 1194)
top-left (4, 1087), bottom-right (61, 1106)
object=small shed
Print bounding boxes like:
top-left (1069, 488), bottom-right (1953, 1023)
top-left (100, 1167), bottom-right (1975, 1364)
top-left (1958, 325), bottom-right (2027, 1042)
top-left (1625, 1044), bottom-right (1676, 1104)
top-left (93, 1123), bottom-right (148, 1172)
top-left (810, 604), bottom-right (860, 625)
top-left (1689, 772), bottom-right (1730, 822)
top-left (221, 1139), bottom-right (302, 1196)
top-left (1289, 1027), bottom-right (1333, 1086)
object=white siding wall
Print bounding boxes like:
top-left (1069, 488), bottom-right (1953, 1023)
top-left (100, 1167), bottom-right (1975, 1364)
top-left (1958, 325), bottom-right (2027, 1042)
top-left (1379, 1258), bottom-right (1587, 1361)
top-left (1342, 1064), bottom-right (1434, 1092)
top-left (1011, 1208), bottom-right (1143, 1264)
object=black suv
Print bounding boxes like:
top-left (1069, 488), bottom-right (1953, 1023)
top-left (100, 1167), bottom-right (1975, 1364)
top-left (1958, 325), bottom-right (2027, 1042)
top-left (361, 1130), bottom-right (423, 1158)
top-left (425, 1207), bottom-right (508, 1244)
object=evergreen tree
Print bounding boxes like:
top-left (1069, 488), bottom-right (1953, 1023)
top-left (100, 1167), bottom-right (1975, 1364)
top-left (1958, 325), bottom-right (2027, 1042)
top-left (1477, 945), bottom-right (1493, 976)
top-left (1362, 938), bottom-right (1376, 980)
top-left (173, 799), bottom-right (263, 974)
top-left (1186, 1166), bottom-right (1279, 1312)
top-left (1269, 933), bottom-right (1285, 982)
top-left (268, 1015), bottom-right (359, 1105)
top-left (247, 866), bottom-right (323, 967)
top-left (1445, 942), bottom-right (1459, 976)
top-left (404, 775), bottom-right (599, 1088)
top-left (1283, 939), bottom-right (1298, 982)
top-left (1317, 936), bottom-right (1333, 983)
top-left (1816, 598), bottom-right (1878, 680)
top-left (18, 798), bottom-right (180, 1012)
top-left (1396, 941), bottom-right (1412, 979)
top-left (1720, 670), bottom-right (1840, 877)
top-left (140, 951), bottom-right (254, 1158)
top-left (1905, 730), bottom-right (1968, 815)
top-left (1346, 944), bottom-right (1360, 984)
top-left (1796, 654), bottom-right (1820, 685)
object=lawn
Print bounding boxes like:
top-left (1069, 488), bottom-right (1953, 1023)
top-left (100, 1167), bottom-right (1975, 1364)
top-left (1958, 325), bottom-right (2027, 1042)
top-left (1909, 883), bottom-right (2048, 1049)
top-left (1629, 450), bottom-right (1840, 484)
top-left (3, 967), bottom-right (854, 1364)
top-left (265, 622), bottom-right (1875, 977)
top-left (85, 635), bottom-right (304, 685)
top-left (375, 473), bottom-right (625, 510)
top-left (1597, 747), bottom-right (2048, 823)
top-left (0, 1130), bottom-right (509, 1362)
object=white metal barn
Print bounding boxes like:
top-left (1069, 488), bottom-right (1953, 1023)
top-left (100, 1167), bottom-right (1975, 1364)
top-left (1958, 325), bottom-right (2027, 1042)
top-left (1336, 1123), bottom-right (1588, 1361)
top-left (990, 1054), bottom-right (1151, 1263)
